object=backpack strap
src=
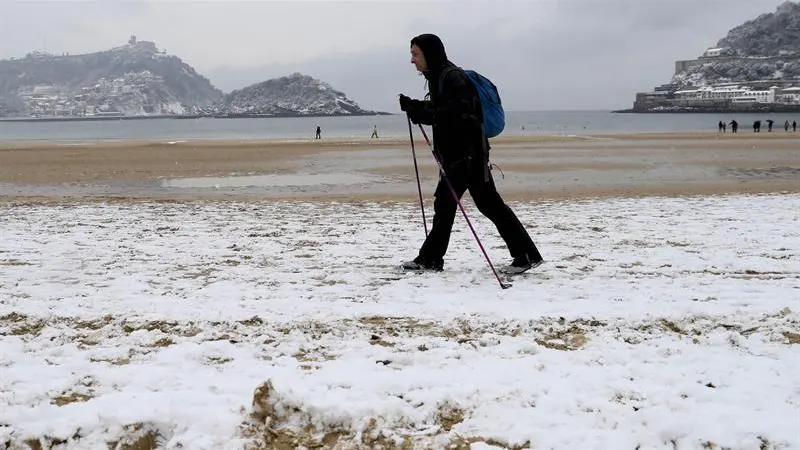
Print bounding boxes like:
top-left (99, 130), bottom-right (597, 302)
top-left (437, 66), bottom-right (458, 96)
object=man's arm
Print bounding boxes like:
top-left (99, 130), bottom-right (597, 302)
top-left (400, 71), bottom-right (479, 126)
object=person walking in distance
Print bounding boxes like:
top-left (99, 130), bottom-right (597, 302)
top-left (397, 33), bottom-right (544, 274)
top-left (315, 125), bottom-right (322, 139)
top-left (370, 124), bottom-right (379, 139)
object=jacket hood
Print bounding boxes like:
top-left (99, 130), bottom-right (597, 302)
top-left (411, 33), bottom-right (449, 77)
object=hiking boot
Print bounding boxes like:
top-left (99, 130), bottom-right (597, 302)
top-left (501, 255), bottom-right (544, 275)
top-left (400, 255), bottom-right (444, 272)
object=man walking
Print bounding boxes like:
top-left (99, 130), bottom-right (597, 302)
top-left (398, 33), bottom-right (543, 274)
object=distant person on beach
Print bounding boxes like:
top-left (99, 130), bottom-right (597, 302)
top-left (370, 125), bottom-right (379, 139)
top-left (397, 33), bottom-right (543, 274)
top-left (723, 121), bottom-right (727, 132)
top-left (718, 120), bottom-right (724, 133)
top-left (766, 119), bottom-right (774, 132)
top-left (753, 120), bottom-right (761, 133)
top-left (786, 120), bottom-right (791, 132)
top-left (729, 120), bottom-right (738, 133)
top-left (315, 125), bottom-right (321, 139)
top-left (794, 121), bottom-right (797, 132)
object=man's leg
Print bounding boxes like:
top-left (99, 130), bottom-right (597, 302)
top-left (402, 162), bottom-right (469, 270)
top-left (468, 169), bottom-right (543, 264)
top-left (417, 176), bottom-right (466, 263)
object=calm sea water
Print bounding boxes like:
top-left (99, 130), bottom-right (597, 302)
top-left (1, 111), bottom-right (799, 142)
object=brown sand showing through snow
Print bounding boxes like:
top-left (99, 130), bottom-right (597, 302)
top-left (0, 132), bottom-right (798, 203)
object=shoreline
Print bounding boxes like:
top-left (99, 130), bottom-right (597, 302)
top-left (0, 111), bottom-right (394, 123)
top-left (1, 129), bottom-right (799, 146)
top-left (1, 132), bottom-right (798, 204)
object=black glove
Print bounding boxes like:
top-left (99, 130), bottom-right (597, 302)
top-left (407, 109), bottom-right (424, 124)
top-left (398, 94), bottom-right (414, 112)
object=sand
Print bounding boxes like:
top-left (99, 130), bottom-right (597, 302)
top-left (0, 132), bottom-right (798, 203)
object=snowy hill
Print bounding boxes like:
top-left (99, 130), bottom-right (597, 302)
top-left (211, 73), bottom-right (387, 117)
top-left (672, 1), bottom-right (800, 88)
top-left (0, 37), bottom-right (223, 117)
top-left (622, 1), bottom-right (800, 112)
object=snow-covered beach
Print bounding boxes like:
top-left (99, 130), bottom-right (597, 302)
top-left (2, 192), bottom-right (799, 449)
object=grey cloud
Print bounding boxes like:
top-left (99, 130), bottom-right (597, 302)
top-left (1, 0), bottom-right (790, 111)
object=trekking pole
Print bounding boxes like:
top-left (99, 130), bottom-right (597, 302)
top-left (416, 124), bottom-right (511, 290)
top-left (407, 115), bottom-right (428, 237)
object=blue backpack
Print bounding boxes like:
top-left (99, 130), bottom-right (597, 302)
top-left (439, 67), bottom-right (505, 138)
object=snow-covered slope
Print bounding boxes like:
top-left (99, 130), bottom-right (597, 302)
top-left (213, 72), bottom-right (384, 117)
top-left (2, 193), bottom-right (798, 449)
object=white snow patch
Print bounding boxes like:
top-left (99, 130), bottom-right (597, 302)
top-left (1, 193), bottom-right (798, 449)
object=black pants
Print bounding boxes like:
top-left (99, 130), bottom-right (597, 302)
top-left (419, 160), bottom-right (542, 263)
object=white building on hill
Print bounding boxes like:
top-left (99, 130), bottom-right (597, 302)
top-left (673, 86), bottom-right (777, 103)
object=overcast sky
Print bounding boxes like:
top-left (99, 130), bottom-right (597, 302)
top-left (0, 0), bottom-right (788, 111)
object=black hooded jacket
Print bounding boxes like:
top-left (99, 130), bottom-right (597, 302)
top-left (408, 34), bottom-right (487, 173)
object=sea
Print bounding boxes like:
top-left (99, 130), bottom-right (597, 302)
top-left (1, 111), bottom-right (799, 142)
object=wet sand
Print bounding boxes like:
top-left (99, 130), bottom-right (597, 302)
top-left (0, 132), bottom-right (798, 203)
